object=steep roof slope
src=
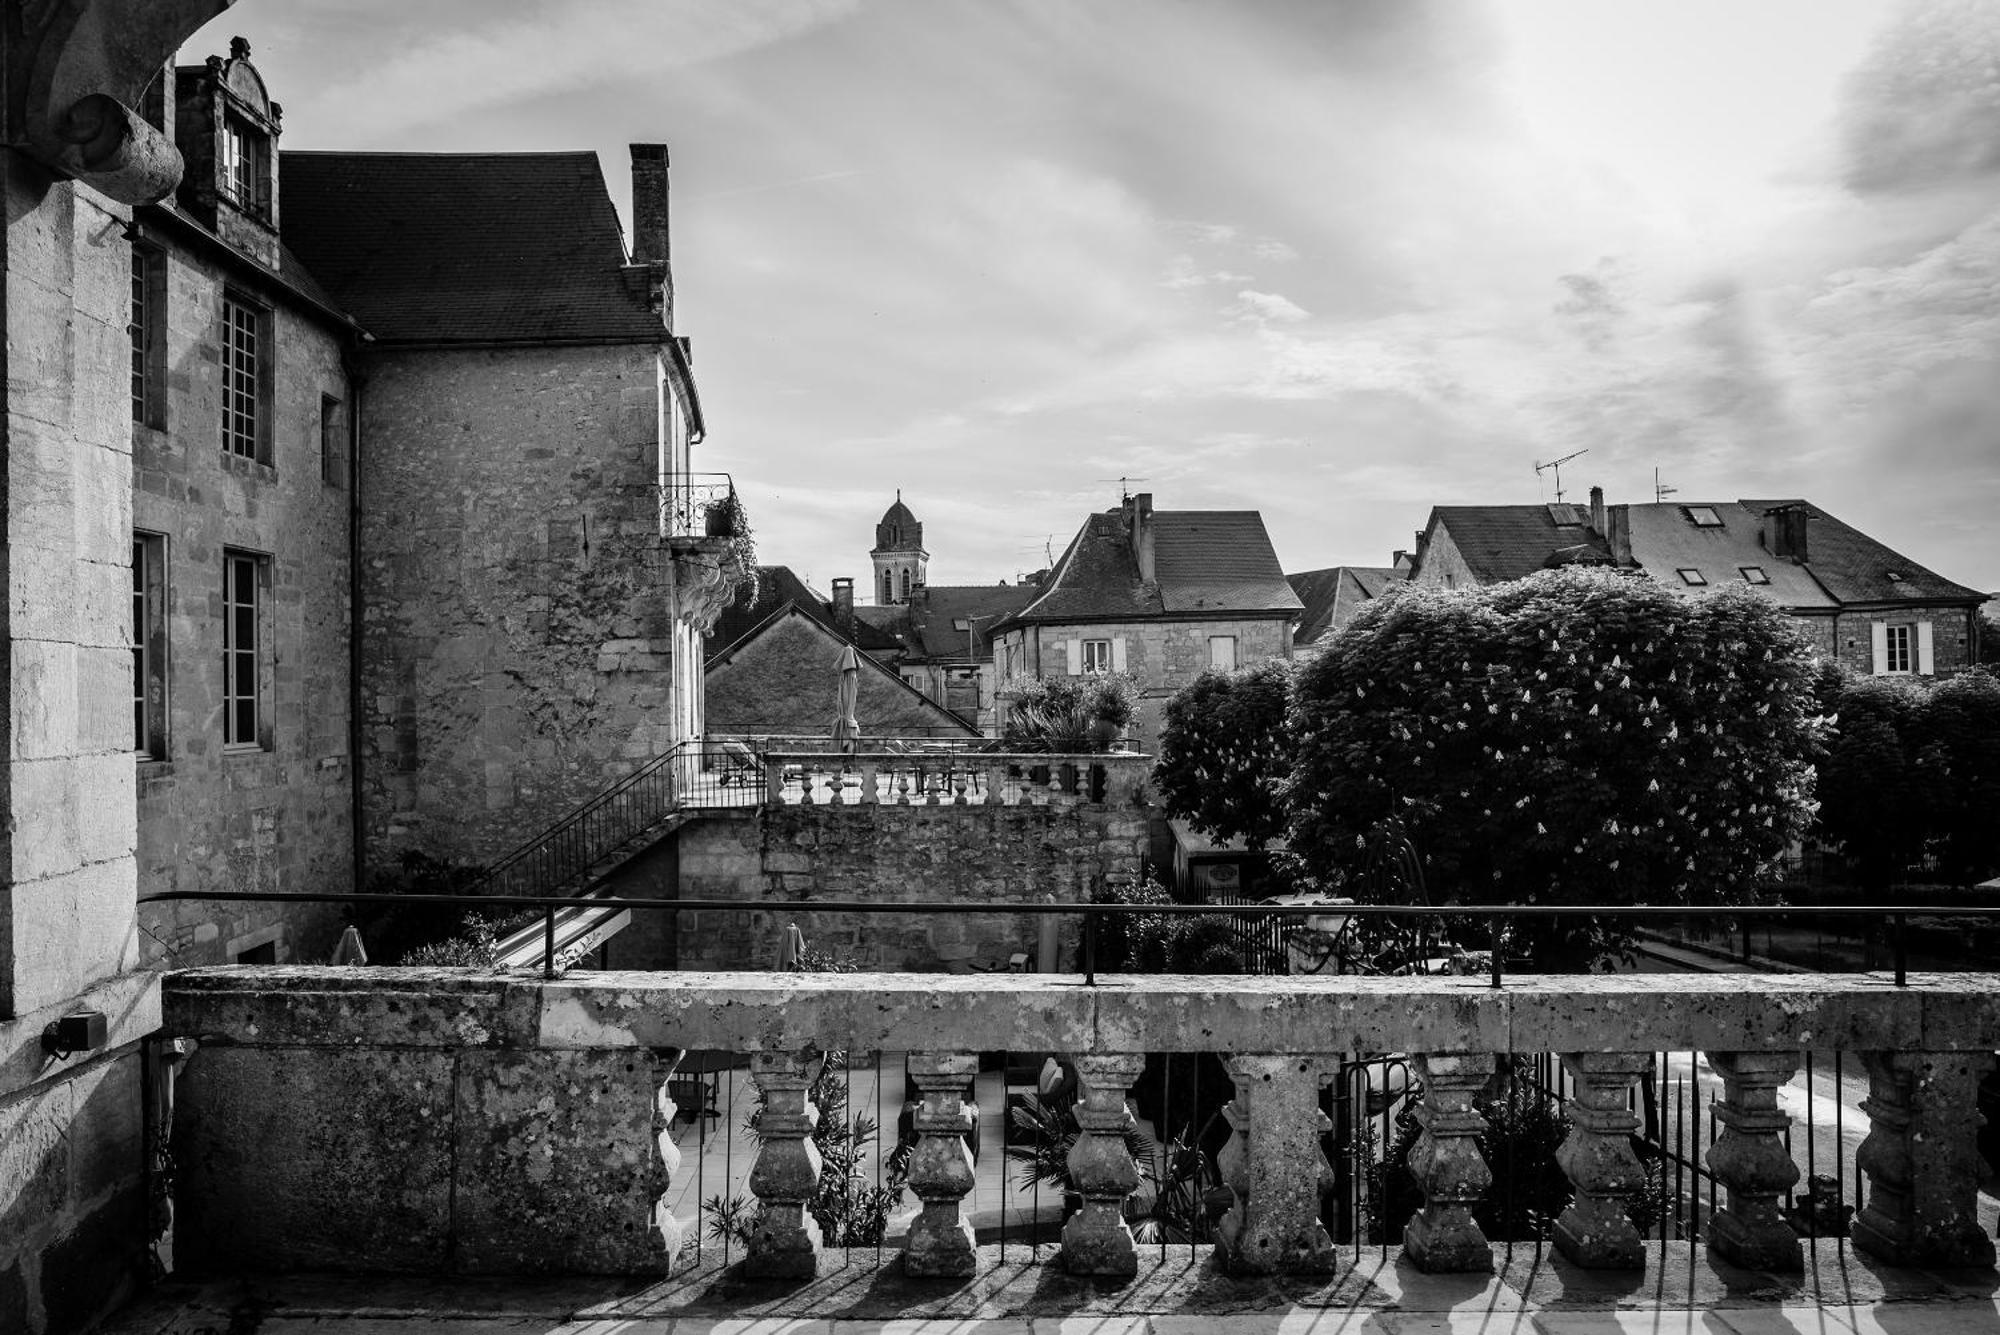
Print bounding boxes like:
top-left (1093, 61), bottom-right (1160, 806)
top-left (1735, 499), bottom-right (1985, 604)
top-left (1289, 566), bottom-right (1405, 643)
top-left (707, 567), bottom-right (900, 659)
top-left (1624, 504), bottom-right (1835, 609)
top-left (1426, 505), bottom-right (1615, 583)
top-left (1008, 509), bottom-right (1301, 625)
top-left (281, 151), bottom-right (664, 345)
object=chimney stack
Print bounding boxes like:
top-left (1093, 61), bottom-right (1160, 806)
top-left (831, 577), bottom-right (854, 630)
top-left (1589, 485), bottom-right (1606, 536)
top-left (1765, 505), bottom-right (1810, 563)
top-left (1607, 505), bottom-right (1632, 564)
top-left (1124, 492), bottom-right (1156, 584)
top-left (629, 143), bottom-right (673, 330)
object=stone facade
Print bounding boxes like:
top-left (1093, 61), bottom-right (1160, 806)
top-left (132, 210), bottom-right (355, 968)
top-left (706, 611), bottom-right (976, 738)
top-left (358, 344), bottom-right (679, 868)
top-left (1829, 607), bottom-right (1980, 677)
top-left (605, 782), bottom-right (1152, 972)
top-left (996, 615), bottom-right (1293, 750)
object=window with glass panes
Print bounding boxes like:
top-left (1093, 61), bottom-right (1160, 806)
top-left (131, 252), bottom-right (149, 420)
top-left (130, 247), bottom-right (165, 427)
top-left (223, 551), bottom-right (263, 746)
top-left (1885, 624), bottom-right (1913, 674)
top-left (132, 532), bottom-right (167, 758)
top-left (221, 115), bottom-right (268, 216)
top-left (222, 294), bottom-right (261, 458)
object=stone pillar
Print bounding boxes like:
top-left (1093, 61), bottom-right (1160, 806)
top-left (1854, 1049), bottom-right (1996, 1268)
top-left (1062, 1052), bottom-right (1147, 1276)
top-left (903, 1051), bottom-right (978, 1277)
top-left (1404, 1052), bottom-right (1496, 1273)
top-left (1554, 1052), bottom-right (1651, 1269)
top-left (746, 1049), bottom-right (823, 1277)
top-left (859, 759), bottom-right (879, 805)
top-left (1217, 1054), bottom-right (1338, 1274)
top-left (1703, 1051), bottom-right (1801, 1271)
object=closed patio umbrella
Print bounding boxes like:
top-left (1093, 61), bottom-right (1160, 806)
top-left (832, 644), bottom-right (861, 756)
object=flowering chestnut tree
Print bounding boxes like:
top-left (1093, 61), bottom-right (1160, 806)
top-left (1154, 658), bottom-right (1295, 852)
top-left (1286, 567), bottom-right (1824, 924)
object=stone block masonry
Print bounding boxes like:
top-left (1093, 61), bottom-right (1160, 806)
top-left (358, 344), bottom-right (677, 873)
top-left (611, 785), bottom-right (1154, 972)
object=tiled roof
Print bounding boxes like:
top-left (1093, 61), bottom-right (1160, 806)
top-left (1426, 505), bottom-right (1616, 583)
top-left (1154, 512), bottom-right (1304, 614)
top-left (280, 152), bottom-right (665, 346)
top-left (1289, 566), bottom-right (1405, 644)
top-left (1624, 503), bottom-right (1835, 609)
top-left (901, 585), bottom-right (1040, 661)
top-left (707, 567), bottom-right (901, 659)
top-left (1736, 500), bottom-right (1985, 604)
top-left (1007, 509), bottom-right (1301, 625)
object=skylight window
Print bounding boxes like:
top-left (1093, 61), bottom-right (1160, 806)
top-left (1677, 568), bottom-right (1708, 586)
top-left (1683, 506), bottom-right (1723, 527)
top-left (952, 618), bottom-right (972, 631)
top-left (1740, 566), bottom-right (1770, 585)
top-left (1885, 571), bottom-right (1905, 583)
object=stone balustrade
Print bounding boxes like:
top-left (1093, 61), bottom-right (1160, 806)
top-left (763, 750), bottom-right (1149, 809)
top-left (160, 968), bottom-right (2000, 1282)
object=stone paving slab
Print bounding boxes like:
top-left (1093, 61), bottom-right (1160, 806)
top-left (95, 1244), bottom-right (2000, 1335)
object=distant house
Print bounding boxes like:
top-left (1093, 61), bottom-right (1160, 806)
top-left (856, 583), bottom-right (1038, 734)
top-left (989, 493), bottom-right (1303, 751)
top-left (1411, 489), bottom-right (1987, 676)
top-left (1287, 563), bottom-right (1409, 654)
top-left (704, 567), bottom-right (978, 740)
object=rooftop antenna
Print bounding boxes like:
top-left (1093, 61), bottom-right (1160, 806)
top-left (1094, 476), bottom-right (1151, 504)
top-left (1653, 467), bottom-right (1678, 504)
top-left (1534, 448), bottom-right (1589, 504)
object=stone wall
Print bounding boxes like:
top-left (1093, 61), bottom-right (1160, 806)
top-left (1830, 607), bottom-right (1980, 676)
top-left (133, 229), bottom-right (355, 967)
top-left (607, 761), bottom-right (1153, 971)
top-left (1006, 617), bottom-right (1292, 751)
top-left (2, 149), bottom-right (154, 1335)
top-left (357, 343), bottom-right (672, 870)
top-left (706, 612), bottom-right (976, 737)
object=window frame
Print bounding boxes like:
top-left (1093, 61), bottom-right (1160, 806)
top-left (1683, 505), bottom-right (1723, 528)
top-left (1739, 566), bottom-right (1770, 585)
top-left (1883, 623), bottom-right (1914, 676)
top-left (222, 548), bottom-right (272, 751)
top-left (1208, 634), bottom-right (1238, 671)
top-left (319, 393), bottom-right (345, 486)
top-left (220, 290), bottom-right (272, 464)
top-left (220, 111), bottom-right (272, 220)
top-left (1676, 568), bottom-right (1708, 586)
top-left (130, 244), bottom-right (167, 429)
top-left (1081, 638), bottom-right (1114, 675)
top-left (132, 532), bottom-right (169, 760)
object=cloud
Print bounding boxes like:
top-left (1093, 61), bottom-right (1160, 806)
top-left (1228, 290), bottom-right (1310, 325)
top-left (1840, 0), bottom-right (2000, 193)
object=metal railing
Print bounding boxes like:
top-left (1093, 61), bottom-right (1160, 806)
top-left (657, 471), bottom-right (737, 539)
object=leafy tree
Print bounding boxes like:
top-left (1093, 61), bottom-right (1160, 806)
top-left (1153, 659), bottom-right (1295, 852)
top-left (1286, 568), bottom-right (1823, 967)
top-left (1920, 667), bottom-right (2000, 883)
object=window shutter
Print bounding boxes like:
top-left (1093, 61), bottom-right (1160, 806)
top-left (1870, 621), bottom-right (1888, 675)
top-left (1111, 637), bottom-right (1128, 672)
top-left (1066, 638), bottom-right (1082, 675)
top-left (1917, 620), bottom-right (1935, 675)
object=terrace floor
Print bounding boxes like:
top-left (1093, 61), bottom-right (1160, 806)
top-left (103, 1243), bottom-right (2000, 1334)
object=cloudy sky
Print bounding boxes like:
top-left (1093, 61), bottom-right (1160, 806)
top-left (199, 0), bottom-right (2000, 594)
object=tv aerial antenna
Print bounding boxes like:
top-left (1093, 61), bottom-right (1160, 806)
top-left (1095, 476), bottom-right (1151, 504)
top-left (1653, 467), bottom-right (1678, 504)
top-left (1534, 449), bottom-right (1588, 504)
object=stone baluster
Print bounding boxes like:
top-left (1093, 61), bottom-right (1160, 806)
top-left (767, 758), bottom-right (789, 806)
top-left (1854, 1049), bottom-right (1996, 1268)
top-left (1703, 1051), bottom-right (1802, 1271)
top-left (1062, 1053), bottom-right (1147, 1276)
top-left (1554, 1052), bottom-right (1651, 1269)
top-left (952, 765), bottom-right (970, 805)
top-left (895, 765), bottom-right (911, 806)
top-left (858, 759), bottom-right (879, 806)
top-left (1217, 1054), bottom-right (1338, 1274)
top-left (652, 1048), bottom-right (688, 1264)
top-left (904, 1051), bottom-right (979, 1277)
top-left (986, 763), bottom-right (1007, 806)
top-left (1404, 1052), bottom-right (1496, 1273)
top-left (746, 1049), bottom-right (823, 1277)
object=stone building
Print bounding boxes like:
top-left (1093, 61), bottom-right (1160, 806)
top-left (280, 145), bottom-right (717, 871)
top-left (127, 39), bottom-right (362, 970)
top-left (1410, 491), bottom-right (1987, 676)
top-left (989, 492), bottom-right (1303, 751)
top-left (870, 490), bottom-right (927, 606)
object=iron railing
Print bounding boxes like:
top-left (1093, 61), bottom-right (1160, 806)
top-left (657, 472), bottom-right (737, 539)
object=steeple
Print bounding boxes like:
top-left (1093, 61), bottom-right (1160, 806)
top-left (871, 491), bottom-right (928, 605)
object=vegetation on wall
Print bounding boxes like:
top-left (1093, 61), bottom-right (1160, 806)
top-left (1001, 672), bottom-right (1141, 752)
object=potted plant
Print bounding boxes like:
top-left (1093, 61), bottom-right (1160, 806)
top-left (705, 489), bottom-right (745, 538)
top-left (1084, 673), bottom-right (1138, 753)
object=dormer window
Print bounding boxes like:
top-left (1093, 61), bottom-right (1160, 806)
top-left (221, 112), bottom-right (270, 218)
top-left (1682, 506), bottom-right (1723, 528)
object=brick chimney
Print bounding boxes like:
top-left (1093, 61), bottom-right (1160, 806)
top-left (831, 577), bottom-right (854, 631)
top-left (1606, 505), bottom-right (1632, 564)
top-left (1123, 492), bottom-right (1156, 584)
top-left (629, 143), bottom-right (673, 330)
top-left (1589, 485), bottom-right (1606, 537)
top-left (1763, 505), bottom-right (1810, 563)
